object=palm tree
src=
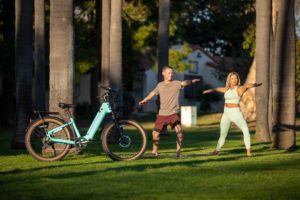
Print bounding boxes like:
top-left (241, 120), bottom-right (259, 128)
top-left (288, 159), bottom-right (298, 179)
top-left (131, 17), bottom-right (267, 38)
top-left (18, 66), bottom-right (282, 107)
top-left (157, 0), bottom-right (170, 82)
top-left (240, 59), bottom-right (256, 122)
top-left (156, 0), bottom-right (170, 134)
top-left (34, 0), bottom-right (46, 111)
top-left (255, 0), bottom-right (272, 142)
top-left (0, 0), bottom-right (15, 126)
top-left (272, 0), bottom-right (296, 149)
top-left (12, 0), bottom-right (33, 148)
top-left (109, 0), bottom-right (122, 105)
top-left (49, 0), bottom-right (74, 119)
top-left (101, 0), bottom-right (110, 96)
top-left (90, 0), bottom-right (102, 114)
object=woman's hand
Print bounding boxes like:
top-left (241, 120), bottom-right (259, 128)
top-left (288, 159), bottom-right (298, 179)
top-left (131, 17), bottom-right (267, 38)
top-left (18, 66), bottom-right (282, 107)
top-left (253, 83), bottom-right (262, 87)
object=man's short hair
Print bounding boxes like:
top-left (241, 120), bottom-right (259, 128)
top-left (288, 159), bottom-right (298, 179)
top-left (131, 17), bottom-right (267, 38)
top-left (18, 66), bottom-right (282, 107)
top-left (162, 66), bottom-right (173, 72)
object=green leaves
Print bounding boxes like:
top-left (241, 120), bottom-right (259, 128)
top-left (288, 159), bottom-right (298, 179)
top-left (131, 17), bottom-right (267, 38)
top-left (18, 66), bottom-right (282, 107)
top-left (133, 23), bottom-right (157, 52)
top-left (243, 23), bottom-right (256, 57)
top-left (123, 0), bottom-right (151, 24)
top-left (169, 43), bottom-right (193, 72)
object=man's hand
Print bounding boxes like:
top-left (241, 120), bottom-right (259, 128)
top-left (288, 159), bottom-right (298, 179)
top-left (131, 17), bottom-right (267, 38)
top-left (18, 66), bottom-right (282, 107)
top-left (192, 79), bottom-right (201, 83)
top-left (139, 100), bottom-right (147, 106)
top-left (181, 79), bottom-right (201, 87)
top-left (202, 90), bottom-right (210, 94)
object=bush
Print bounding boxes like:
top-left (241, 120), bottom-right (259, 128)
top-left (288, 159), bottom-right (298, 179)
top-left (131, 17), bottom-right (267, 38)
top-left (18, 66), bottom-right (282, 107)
top-left (122, 92), bottom-right (136, 116)
top-left (75, 102), bottom-right (93, 120)
top-left (195, 83), bottom-right (222, 111)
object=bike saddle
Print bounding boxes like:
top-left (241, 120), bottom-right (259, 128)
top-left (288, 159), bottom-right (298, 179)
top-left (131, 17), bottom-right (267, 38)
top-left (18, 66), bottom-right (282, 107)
top-left (58, 102), bottom-right (75, 109)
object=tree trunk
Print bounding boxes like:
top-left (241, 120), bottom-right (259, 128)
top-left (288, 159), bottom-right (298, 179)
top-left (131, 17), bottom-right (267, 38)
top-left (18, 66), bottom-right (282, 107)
top-left (272, 0), bottom-right (296, 149)
top-left (90, 65), bottom-right (99, 114)
top-left (0, 0), bottom-right (15, 127)
top-left (90, 0), bottom-right (102, 114)
top-left (49, 0), bottom-right (74, 119)
top-left (34, 0), bottom-right (46, 111)
top-left (110, 0), bottom-right (122, 106)
top-left (157, 0), bottom-right (170, 82)
top-left (156, 0), bottom-right (171, 134)
top-left (240, 59), bottom-right (256, 122)
top-left (255, 0), bottom-right (272, 142)
top-left (101, 0), bottom-right (110, 97)
top-left (12, 0), bottom-right (33, 149)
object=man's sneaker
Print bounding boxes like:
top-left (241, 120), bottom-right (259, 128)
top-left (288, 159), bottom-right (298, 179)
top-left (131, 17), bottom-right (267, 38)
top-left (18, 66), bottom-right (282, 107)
top-left (152, 152), bottom-right (158, 157)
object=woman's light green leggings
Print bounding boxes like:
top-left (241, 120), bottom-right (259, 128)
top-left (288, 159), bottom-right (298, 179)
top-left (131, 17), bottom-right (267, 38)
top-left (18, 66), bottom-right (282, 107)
top-left (216, 107), bottom-right (251, 151)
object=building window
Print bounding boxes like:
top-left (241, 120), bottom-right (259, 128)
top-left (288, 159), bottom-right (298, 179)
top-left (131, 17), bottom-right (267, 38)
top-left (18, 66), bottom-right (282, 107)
top-left (184, 74), bottom-right (202, 100)
top-left (189, 61), bottom-right (198, 74)
top-left (197, 52), bottom-right (202, 58)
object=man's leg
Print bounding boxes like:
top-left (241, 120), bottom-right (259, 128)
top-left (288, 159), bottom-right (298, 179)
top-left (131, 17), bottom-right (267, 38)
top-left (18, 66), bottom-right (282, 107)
top-left (174, 125), bottom-right (183, 157)
top-left (152, 130), bottom-right (160, 156)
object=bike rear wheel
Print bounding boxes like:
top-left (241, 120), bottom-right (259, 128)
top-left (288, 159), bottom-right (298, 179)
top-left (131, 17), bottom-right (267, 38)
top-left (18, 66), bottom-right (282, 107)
top-left (25, 116), bottom-right (71, 161)
top-left (101, 119), bottom-right (147, 161)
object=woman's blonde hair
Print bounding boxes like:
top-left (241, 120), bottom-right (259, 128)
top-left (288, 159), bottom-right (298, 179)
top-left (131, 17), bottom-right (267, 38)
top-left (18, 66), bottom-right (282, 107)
top-left (225, 72), bottom-right (240, 88)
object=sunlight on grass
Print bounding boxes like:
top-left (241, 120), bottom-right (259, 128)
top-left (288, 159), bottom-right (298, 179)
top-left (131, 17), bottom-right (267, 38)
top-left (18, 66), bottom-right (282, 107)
top-left (0, 113), bottom-right (300, 200)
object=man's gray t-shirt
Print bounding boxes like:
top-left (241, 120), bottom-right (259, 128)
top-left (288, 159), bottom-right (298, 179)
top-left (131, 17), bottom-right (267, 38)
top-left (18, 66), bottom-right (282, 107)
top-left (152, 80), bottom-right (182, 116)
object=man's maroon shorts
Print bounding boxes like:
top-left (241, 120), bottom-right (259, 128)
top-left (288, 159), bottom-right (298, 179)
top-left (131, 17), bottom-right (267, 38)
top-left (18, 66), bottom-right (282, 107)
top-left (154, 113), bottom-right (181, 132)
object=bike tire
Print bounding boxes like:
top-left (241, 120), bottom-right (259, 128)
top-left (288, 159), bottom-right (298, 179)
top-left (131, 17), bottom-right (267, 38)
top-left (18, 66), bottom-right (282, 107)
top-left (25, 116), bottom-right (72, 161)
top-left (101, 119), bottom-right (147, 161)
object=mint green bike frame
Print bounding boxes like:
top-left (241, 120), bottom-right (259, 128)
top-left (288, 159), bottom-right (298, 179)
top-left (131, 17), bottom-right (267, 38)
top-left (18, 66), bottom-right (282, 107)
top-left (47, 102), bottom-right (112, 145)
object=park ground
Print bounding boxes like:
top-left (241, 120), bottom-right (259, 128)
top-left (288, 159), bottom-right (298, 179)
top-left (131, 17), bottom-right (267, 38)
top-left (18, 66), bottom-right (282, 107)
top-left (0, 113), bottom-right (300, 200)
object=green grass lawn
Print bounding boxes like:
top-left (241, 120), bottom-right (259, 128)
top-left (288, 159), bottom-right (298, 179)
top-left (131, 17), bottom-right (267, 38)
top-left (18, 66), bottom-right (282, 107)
top-left (1, 113), bottom-right (300, 200)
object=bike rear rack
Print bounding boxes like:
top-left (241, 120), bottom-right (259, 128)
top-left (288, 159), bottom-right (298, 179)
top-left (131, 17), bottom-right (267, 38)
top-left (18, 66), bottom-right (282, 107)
top-left (30, 110), bottom-right (60, 121)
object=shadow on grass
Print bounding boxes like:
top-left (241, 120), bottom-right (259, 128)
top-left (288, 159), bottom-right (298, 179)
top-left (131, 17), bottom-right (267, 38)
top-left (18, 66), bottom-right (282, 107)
top-left (2, 145), bottom-right (300, 183)
top-left (42, 152), bottom-right (300, 180)
top-left (0, 158), bottom-right (113, 176)
top-left (1, 155), bottom-right (247, 181)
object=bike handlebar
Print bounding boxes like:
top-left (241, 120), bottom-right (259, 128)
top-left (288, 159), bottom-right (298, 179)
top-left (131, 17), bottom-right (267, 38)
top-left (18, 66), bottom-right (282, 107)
top-left (100, 85), bottom-right (111, 91)
top-left (98, 85), bottom-right (118, 103)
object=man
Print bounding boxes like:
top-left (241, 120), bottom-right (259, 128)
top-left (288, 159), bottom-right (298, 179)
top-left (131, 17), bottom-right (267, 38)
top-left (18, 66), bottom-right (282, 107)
top-left (139, 66), bottom-right (200, 157)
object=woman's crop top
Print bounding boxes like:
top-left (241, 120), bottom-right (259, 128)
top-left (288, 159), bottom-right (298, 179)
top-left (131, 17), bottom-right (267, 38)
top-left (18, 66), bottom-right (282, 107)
top-left (224, 87), bottom-right (240, 104)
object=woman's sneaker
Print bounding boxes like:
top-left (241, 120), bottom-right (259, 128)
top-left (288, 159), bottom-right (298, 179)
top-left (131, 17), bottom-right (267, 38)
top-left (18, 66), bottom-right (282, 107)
top-left (211, 150), bottom-right (219, 155)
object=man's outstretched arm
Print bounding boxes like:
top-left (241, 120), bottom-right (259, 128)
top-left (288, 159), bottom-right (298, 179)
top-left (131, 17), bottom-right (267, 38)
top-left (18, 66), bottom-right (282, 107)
top-left (181, 79), bottom-right (201, 87)
top-left (139, 91), bottom-right (156, 106)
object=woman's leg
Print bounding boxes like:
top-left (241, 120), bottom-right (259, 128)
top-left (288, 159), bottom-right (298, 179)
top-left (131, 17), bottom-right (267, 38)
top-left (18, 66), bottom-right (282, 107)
top-left (232, 110), bottom-right (251, 156)
top-left (216, 112), bottom-right (231, 151)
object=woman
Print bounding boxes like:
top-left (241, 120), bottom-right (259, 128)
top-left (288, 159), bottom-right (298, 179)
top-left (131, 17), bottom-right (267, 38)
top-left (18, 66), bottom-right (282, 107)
top-left (203, 72), bottom-right (261, 157)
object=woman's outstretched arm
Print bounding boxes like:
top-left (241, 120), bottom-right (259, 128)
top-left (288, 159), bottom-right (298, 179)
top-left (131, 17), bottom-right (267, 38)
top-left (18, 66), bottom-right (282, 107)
top-left (238, 83), bottom-right (262, 96)
top-left (203, 87), bottom-right (226, 94)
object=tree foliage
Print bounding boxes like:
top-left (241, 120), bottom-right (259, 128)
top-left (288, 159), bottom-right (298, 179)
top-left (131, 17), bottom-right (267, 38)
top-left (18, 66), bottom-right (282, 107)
top-left (242, 23), bottom-right (256, 57)
top-left (122, 0), bottom-right (192, 87)
top-left (72, 0), bottom-right (257, 89)
top-left (171, 0), bottom-right (255, 57)
top-left (74, 0), bottom-right (98, 83)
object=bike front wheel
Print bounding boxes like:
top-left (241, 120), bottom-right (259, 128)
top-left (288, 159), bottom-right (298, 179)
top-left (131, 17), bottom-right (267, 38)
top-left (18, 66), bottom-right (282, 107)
top-left (25, 116), bottom-right (72, 161)
top-left (101, 119), bottom-right (147, 161)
